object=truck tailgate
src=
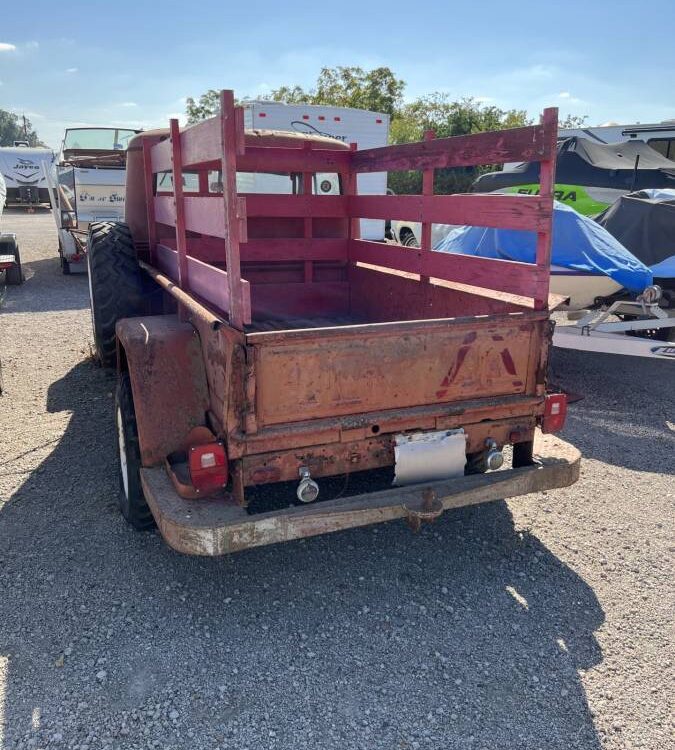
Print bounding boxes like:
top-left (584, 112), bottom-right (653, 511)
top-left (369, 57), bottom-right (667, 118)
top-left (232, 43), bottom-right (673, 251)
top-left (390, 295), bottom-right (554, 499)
top-left (247, 314), bottom-right (546, 427)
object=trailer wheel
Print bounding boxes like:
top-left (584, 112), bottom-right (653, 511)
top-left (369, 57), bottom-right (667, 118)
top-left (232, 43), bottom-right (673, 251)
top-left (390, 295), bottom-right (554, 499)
top-left (59, 241), bottom-right (71, 275)
top-left (115, 371), bottom-right (155, 530)
top-left (87, 222), bottom-right (143, 367)
top-left (5, 240), bottom-right (23, 286)
top-left (401, 230), bottom-right (419, 248)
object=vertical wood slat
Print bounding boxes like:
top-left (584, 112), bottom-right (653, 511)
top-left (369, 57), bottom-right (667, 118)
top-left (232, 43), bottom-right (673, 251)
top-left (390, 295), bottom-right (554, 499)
top-left (142, 139), bottom-right (158, 265)
top-left (169, 118), bottom-right (189, 290)
top-left (534, 107), bottom-right (558, 309)
top-left (220, 90), bottom-right (246, 329)
top-left (420, 129), bottom-right (435, 284)
top-left (346, 143), bottom-right (359, 241)
top-left (302, 140), bottom-right (313, 283)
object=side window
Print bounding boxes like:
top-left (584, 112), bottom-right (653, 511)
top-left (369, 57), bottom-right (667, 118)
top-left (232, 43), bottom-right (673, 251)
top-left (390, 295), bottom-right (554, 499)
top-left (207, 171), bottom-right (341, 194)
top-left (648, 138), bottom-right (675, 160)
top-left (155, 171), bottom-right (200, 193)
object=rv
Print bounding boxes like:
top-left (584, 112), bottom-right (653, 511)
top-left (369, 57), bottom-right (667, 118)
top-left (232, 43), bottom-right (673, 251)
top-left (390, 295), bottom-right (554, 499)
top-left (0, 143), bottom-right (55, 207)
top-left (559, 121), bottom-right (675, 160)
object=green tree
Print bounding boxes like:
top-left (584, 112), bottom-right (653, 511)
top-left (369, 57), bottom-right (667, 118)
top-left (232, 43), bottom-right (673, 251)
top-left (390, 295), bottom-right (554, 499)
top-left (185, 90), bottom-right (223, 124)
top-left (186, 66), bottom-right (405, 123)
top-left (270, 66), bottom-right (405, 116)
top-left (389, 94), bottom-right (532, 194)
top-left (559, 113), bottom-right (589, 129)
top-left (0, 109), bottom-right (41, 147)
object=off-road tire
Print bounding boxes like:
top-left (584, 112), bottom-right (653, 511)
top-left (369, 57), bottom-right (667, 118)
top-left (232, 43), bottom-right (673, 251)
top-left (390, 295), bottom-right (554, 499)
top-left (115, 372), bottom-right (154, 530)
top-left (87, 222), bottom-right (143, 367)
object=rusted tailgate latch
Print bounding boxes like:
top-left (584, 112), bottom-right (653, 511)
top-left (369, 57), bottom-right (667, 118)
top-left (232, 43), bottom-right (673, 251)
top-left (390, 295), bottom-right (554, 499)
top-left (403, 488), bottom-right (444, 533)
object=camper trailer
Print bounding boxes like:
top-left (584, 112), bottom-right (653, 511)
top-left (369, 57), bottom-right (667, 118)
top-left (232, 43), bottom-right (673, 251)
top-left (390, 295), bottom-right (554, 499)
top-left (0, 143), bottom-right (55, 207)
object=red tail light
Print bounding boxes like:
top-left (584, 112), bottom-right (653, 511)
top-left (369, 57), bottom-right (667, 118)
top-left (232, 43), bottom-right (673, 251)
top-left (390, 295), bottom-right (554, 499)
top-left (188, 442), bottom-right (228, 494)
top-left (542, 393), bottom-right (568, 434)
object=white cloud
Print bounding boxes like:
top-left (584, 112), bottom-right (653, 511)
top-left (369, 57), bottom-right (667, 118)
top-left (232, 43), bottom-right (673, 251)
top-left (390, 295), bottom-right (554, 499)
top-left (474, 95), bottom-right (494, 103)
top-left (0, 42), bottom-right (17, 52)
top-left (557, 91), bottom-right (584, 105)
top-left (120, 101), bottom-right (137, 107)
top-left (66, 67), bottom-right (78, 73)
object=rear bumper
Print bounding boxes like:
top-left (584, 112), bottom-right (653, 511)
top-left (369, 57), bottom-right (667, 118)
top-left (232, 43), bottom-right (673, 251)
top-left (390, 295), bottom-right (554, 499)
top-left (140, 431), bottom-right (580, 556)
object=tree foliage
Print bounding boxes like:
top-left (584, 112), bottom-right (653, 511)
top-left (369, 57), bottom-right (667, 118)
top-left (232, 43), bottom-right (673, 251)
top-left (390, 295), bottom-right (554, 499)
top-left (269, 66), bottom-right (405, 116)
top-left (0, 109), bottom-right (42, 147)
top-left (389, 94), bottom-right (532, 194)
top-left (185, 90), bottom-right (223, 124)
top-left (185, 67), bottom-right (585, 194)
top-left (559, 113), bottom-right (589, 129)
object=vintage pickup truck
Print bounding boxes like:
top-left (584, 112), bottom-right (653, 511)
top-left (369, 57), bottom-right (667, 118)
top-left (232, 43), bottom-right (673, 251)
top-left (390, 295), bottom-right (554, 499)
top-left (86, 90), bottom-right (579, 555)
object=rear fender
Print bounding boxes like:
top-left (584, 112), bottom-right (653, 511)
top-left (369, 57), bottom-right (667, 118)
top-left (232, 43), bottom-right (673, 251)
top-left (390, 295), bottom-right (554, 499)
top-left (116, 315), bottom-right (210, 466)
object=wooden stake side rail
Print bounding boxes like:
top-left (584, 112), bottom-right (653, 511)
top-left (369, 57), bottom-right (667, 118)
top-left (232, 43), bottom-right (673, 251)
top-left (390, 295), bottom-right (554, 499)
top-left (154, 193), bottom-right (550, 235)
top-left (350, 239), bottom-right (548, 300)
top-left (145, 90), bottom-right (557, 327)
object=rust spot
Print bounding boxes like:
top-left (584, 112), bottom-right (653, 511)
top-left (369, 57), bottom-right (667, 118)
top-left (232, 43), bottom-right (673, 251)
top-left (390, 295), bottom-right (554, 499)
top-left (492, 334), bottom-right (504, 341)
top-left (501, 349), bottom-right (517, 376)
top-left (250, 466), bottom-right (282, 483)
top-left (436, 389), bottom-right (447, 399)
top-left (512, 380), bottom-right (523, 388)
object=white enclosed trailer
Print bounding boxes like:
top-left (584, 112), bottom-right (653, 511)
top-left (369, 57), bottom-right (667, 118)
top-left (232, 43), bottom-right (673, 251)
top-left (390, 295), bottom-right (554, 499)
top-left (243, 101), bottom-right (390, 239)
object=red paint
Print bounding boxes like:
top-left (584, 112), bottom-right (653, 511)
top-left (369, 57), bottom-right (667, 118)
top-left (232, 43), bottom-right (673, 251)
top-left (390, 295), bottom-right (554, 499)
top-left (500, 349), bottom-right (517, 376)
top-left (303, 115), bottom-right (310, 120)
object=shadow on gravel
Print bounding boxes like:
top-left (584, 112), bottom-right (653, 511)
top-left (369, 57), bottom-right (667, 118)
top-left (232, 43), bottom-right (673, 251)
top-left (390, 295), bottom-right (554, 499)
top-left (552, 347), bottom-right (675, 475)
top-left (0, 257), bottom-right (90, 315)
top-left (0, 361), bottom-right (604, 750)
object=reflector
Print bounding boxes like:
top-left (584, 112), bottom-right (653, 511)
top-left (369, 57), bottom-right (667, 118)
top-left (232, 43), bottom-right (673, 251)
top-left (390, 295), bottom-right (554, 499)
top-left (188, 442), bottom-right (228, 494)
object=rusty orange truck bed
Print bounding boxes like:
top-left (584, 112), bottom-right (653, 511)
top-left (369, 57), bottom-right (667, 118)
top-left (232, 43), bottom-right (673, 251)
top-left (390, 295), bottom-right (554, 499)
top-left (86, 90), bottom-right (579, 555)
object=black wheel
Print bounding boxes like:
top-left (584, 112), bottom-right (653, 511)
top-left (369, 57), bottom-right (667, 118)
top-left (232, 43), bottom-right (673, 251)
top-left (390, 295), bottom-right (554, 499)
top-left (401, 231), bottom-right (419, 248)
top-left (87, 222), bottom-right (144, 367)
top-left (60, 249), bottom-right (71, 275)
top-left (5, 240), bottom-right (23, 285)
top-left (513, 440), bottom-right (535, 468)
top-left (465, 450), bottom-right (488, 475)
top-left (115, 372), bottom-right (154, 530)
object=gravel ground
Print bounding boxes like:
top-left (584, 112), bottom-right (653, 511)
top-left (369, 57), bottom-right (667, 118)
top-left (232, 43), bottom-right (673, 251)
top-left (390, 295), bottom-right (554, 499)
top-left (0, 208), bottom-right (673, 750)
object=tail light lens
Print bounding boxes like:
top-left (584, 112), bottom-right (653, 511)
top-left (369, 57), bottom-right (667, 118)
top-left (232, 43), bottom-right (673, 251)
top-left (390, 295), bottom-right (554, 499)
top-left (188, 441), bottom-right (228, 494)
top-left (542, 393), bottom-right (568, 434)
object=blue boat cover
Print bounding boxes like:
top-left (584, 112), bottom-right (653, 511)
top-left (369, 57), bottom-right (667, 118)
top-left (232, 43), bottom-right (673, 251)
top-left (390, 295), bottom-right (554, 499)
top-left (434, 200), bottom-right (653, 293)
top-left (650, 256), bottom-right (675, 279)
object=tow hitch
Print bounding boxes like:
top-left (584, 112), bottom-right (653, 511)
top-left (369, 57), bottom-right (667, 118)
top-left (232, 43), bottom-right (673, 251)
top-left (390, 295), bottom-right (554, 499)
top-left (403, 488), bottom-right (444, 532)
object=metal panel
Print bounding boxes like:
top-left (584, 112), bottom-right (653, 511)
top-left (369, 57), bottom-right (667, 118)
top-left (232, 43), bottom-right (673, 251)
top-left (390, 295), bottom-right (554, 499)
top-left (251, 318), bottom-right (536, 426)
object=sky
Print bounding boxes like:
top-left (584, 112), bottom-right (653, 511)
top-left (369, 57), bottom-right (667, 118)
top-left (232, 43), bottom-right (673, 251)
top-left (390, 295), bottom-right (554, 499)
top-left (1, 0), bottom-right (674, 149)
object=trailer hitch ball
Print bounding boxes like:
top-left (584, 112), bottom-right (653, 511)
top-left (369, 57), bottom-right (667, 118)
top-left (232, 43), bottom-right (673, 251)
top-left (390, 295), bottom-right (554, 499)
top-left (485, 439), bottom-right (504, 471)
top-left (297, 467), bottom-right (320, 503)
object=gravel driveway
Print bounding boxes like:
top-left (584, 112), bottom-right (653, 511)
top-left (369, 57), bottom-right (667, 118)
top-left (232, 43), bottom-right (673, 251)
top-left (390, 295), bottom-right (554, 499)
top-left (0, 208), bottom-right (673, 750)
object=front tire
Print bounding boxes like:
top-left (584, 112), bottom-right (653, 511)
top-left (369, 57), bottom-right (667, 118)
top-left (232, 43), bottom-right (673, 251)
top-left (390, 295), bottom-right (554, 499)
top-left (115, 372), bottom-right (154, 530)
top-left (87, 222), bottom-right (144, 367)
